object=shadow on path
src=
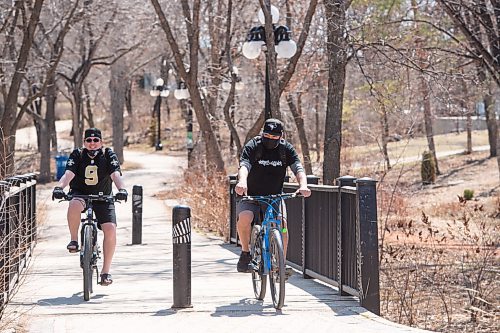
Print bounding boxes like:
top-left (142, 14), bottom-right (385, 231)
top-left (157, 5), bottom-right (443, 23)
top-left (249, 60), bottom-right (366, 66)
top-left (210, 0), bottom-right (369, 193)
top-left (37, 292), bottom-right (107, 306)
top-left (211, 298), bottom-right (287, 317)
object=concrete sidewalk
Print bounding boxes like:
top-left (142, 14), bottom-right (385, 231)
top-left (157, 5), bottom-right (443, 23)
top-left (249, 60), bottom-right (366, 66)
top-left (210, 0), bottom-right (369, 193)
top-left (2, 150), bottom-right (433, 333)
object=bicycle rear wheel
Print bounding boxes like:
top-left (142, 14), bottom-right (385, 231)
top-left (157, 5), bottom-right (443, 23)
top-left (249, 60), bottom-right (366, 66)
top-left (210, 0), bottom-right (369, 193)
top-left (269, 228), bottom-right (285, 309)
top-left (82, 225), bottom-right (93, 301)
top-left (250, 225), bottom-right (266, 300)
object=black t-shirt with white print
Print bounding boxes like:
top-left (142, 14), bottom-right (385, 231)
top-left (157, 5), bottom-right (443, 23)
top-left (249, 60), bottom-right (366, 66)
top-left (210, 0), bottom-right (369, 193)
top-left (66, 147), bottom-right (121, 195)
top-left (240, 137), bottom-right (302, 196)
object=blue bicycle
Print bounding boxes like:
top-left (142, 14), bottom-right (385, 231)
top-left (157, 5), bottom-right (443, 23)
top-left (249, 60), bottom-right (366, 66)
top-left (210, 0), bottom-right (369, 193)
top-left (242, 193), bottom-right (299, 310)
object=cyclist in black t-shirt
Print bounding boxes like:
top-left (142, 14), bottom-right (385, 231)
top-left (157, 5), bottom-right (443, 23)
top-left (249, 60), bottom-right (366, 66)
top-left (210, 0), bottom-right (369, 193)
top-left (234, 118), bottom-right (311, 273)
top-left (52, 128), bottom-right (127, 286)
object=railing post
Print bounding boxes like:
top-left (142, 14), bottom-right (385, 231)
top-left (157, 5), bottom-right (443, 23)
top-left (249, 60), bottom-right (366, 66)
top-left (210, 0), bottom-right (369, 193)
top-left (302, 175), bottom-right (319, 279)
top-left (132, 185), bottom-right (143, 245)
top-left (0, 181), bottom-right (10, 312)
top-left (172, 205), bottom-right (192, 308)
top-left (5, 177), bottom-right (22, 288)
top-left (228, 174), bottom-right (238, 245)
top-left (336, 175), bottom-right (356, 296)
top-left (26, 173), bottom-right (37, 246)
top-left (356, 177), bottom-right (380, 315)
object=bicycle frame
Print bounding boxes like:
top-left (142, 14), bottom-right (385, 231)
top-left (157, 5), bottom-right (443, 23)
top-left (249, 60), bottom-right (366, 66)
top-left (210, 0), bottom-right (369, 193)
top-left (58, 192), bottom-right (117, 300)
top-left (244, 193), bottom-right (297, 275)
top-left (80, 200), bottom-right (98, 265)
top-left (259, 197), bottom-right (284, 276)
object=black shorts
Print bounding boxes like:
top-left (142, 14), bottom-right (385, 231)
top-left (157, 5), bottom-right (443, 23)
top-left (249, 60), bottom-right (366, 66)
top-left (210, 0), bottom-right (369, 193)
top-left (236, 199), bottom-right (287, 224)
top-left (69, 190), bottom-right (117, 227)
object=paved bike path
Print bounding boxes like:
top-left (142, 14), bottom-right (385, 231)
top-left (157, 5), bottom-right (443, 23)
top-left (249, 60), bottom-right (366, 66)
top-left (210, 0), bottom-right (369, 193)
top-left (2, 150), bottom-right (433, 333)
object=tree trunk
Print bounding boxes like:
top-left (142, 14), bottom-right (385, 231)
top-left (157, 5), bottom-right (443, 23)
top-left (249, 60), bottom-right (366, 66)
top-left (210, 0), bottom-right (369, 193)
top-left (46, 73), bottom-right (58, 153)
top-left (466, 110), bottom-right (472, 154)
top-left (421, 77), bottom-right (440, 174)
top-left (497, 118), bottom-right (500, 181)
top-left (38, 119), bottom-right (52, 184)
top-left (323, 0), bottom-right (348, 185)
top-left (109, 60), bottom-right (127, 164)
top-left (71, 84), bottom-right (84, 148)
top-left (484, 92), bottom-right (498, 157)
top-left (0, 0), bottom-right (44, 178)
top-left (461, 75), bottom-right (472, 154)
top-left (262, 3), bottom-right (281, 120)
top-left (244, 109), bottom-right (266, 145)
top-left (380, 103), bottom-right (391, 170)
top-left (315, 93), bottom-right (321, 162)
top-left (286, 93), bottom-right (312, 174)
top-left (84, 83), bottom-right (95, 129)
top-left (222, 82), bottom-right (242, 154)
top-left (125, 81), bottom-right (136, 132)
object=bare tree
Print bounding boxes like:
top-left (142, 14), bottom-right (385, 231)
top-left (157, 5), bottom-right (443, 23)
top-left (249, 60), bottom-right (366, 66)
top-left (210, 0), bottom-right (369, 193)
top-left (437, 0), bottom-right (500, 178)
top-left (323, 0), bottom-right (350, 184)
top-left (24, 0), bottom-right (81, 183)
top-left (0, 0), bottom-right (45, 178)
top-left (150, 0), bottom-right (225, 171)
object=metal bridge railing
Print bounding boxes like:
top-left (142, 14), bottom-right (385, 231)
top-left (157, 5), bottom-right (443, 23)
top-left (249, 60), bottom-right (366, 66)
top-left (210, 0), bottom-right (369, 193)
top-left (0, 173), bottom-right (37, 317)
top-left (228, 175), bottom-right (380, 315)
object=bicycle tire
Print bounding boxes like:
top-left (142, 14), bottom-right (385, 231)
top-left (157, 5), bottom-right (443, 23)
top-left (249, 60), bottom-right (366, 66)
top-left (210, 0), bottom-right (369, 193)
top-left (250, 225), bottom-right (266, 300)
top-left (82, 225), bottom-right (93, 301)
top-left (269, 228), bottom-right (285, 309)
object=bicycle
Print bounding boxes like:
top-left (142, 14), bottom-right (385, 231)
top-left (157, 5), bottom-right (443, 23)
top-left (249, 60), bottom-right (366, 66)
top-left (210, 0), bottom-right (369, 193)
top-left (58, 192), bottom-right (120, 301)
top-left (241, 192), bottom-right (300, 310)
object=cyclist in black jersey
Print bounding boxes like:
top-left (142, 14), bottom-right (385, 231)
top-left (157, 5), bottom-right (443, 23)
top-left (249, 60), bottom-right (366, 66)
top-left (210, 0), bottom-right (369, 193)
top-left (52, 128), bottom-right (127, 286)
top-left (234, 118), bottom-right (311, 273)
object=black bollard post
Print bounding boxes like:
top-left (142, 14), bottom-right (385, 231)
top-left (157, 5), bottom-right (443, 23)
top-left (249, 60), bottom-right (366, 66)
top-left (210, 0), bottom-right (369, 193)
top-left (172, 205), bottom-right (192, 308)
top-left (132, 185), bottom-right (143, 245)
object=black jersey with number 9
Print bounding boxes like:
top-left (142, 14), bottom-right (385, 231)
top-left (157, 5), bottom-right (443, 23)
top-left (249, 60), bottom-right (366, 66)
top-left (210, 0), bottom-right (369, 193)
top-left (65, 148), bottom-right (122, 195)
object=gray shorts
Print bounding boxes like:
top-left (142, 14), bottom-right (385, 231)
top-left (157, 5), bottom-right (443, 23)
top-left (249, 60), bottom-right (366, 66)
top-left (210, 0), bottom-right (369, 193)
top-left (236, 199), bottom-right (287, 224)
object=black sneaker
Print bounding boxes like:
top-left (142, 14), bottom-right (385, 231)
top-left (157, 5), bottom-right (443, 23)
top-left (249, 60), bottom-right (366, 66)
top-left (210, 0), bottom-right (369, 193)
top-left (237, 251), bottom-right (252, 273)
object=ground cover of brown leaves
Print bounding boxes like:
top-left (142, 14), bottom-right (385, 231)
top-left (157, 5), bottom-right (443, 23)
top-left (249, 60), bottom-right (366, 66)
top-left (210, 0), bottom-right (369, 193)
top-left (377, 151), bottom-right (499, 332)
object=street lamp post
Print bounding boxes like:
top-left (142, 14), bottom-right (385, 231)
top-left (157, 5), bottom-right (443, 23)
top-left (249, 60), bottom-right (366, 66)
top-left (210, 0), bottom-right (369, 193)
top-left (174, 82), bottom-right (193, 164)
top-left (242, 5), bottom-right (297, 120)
top-left (150, 78), bottom-right (169, 151)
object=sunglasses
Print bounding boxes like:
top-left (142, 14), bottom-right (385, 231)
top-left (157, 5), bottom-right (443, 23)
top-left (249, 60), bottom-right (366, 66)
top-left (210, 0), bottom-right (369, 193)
top-left (85, 138), bottom-right (101, 143)
top-left (262, 133), bottom-right (281, 140)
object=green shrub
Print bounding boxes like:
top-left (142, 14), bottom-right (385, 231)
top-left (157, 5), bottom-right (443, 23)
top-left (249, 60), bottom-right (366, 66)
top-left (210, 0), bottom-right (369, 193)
top-left (421, 151), bottom-right (436, 185)
top-left (463, 189), bottom-right (474, 200)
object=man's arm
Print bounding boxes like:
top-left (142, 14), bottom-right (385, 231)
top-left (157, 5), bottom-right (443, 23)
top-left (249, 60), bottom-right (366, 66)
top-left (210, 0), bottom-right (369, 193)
top-left (296, 171), bottom-right (311, 197)
top-left (110, 171), bottom-right (126, 190)
top-left (235, 166), bottom-right (249, 196)
top-left (56, 170), bottom-right (76, 190)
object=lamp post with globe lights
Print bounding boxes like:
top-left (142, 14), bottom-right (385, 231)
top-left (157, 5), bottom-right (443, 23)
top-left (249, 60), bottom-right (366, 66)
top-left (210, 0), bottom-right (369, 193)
top-left (150, 78), bottom-right (169, 151)
top-left (173, 81), bottom-right (194, 164)
top-left (242, 5), bottom-right (297, 120)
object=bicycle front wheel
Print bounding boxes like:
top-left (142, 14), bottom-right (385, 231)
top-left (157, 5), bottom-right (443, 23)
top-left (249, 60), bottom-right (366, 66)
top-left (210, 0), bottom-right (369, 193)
top-left (269, 228), bottom-right (285, 309)
top-left (250, 225), bottom-right (266, 300)
top-left (82, 225), bottom-right (93, 301)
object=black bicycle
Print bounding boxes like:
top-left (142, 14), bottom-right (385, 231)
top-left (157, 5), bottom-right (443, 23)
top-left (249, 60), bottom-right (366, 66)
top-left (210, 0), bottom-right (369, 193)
top-left (59, 192), bottom-right (119, 301)
top-left (241, 193), bottom-right (300, 310)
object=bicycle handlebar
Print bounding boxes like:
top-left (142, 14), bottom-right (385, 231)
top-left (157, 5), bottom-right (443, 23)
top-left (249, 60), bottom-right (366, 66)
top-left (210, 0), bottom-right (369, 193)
top-left (60, 193), bottom-right (122, 203)
top-left (239, 192), bottom-right (302, 202)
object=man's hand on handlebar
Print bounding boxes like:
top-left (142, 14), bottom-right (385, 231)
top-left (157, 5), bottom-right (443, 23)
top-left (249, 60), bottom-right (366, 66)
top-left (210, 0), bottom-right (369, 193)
top-left (115, 189), bottom-right (128, 202)
top-left (235, 182), bottom-right (247, 196)
top-left (52, 187), bottom-right (65, 200)
top-left (296, 187), bottom-right (311, 198)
